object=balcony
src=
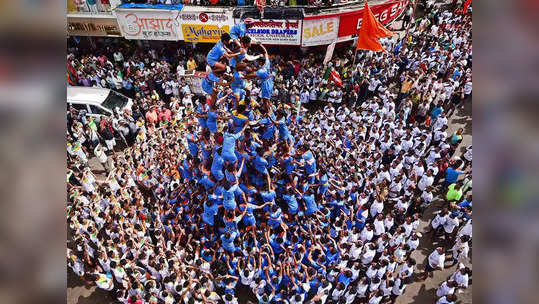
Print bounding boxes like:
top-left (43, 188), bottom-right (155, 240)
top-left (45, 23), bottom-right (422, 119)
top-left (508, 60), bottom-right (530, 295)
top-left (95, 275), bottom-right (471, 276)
top-left (67, 0), bottom-right (119, 14)
top-left (67, 0), bottom-right (364, 13)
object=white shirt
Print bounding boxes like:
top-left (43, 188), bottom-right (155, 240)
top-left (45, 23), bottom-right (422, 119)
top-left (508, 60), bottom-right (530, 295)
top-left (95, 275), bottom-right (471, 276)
top-left (451, 240), bottom-right (470, 262)
top-left (362, 246), bottom-right (376, 265)
top-left (418, 174), bottom-right (434, 191)
top-left (344, 291), bottom-right (357, 303)
top-left (392, 278), bottom-right (405, 295)
top-left (464, 81), bottom-right (472, 94)
top-left (373, 219), bottom-right (385, 236)
top-left (443, 216), bottom-right (460, 233)
top-left (368, 294), bottom-right (382, 304)
top-left (436, 296), bottom-right (455, 304)
top-left (357, 282), bottom-right (369, 297)
top-left (421, 191), bottom-right (434, 204)
top-left (350, 243), bottom-right (363, 260)
top-left (177, 64), bottom-right (185, 76)
top-left (370, 200), bottom-right (384, 217)
top-left (436, 281), bottom-right (455, 297)
top-left (368, 79), bottom-right (381, 91)
top-left (433, 116), bottom-right (448, 131)
top-left (406, 237), bottom-right (419, 251)
top-left (331, 287), bottom-right (345, 300)
top-left (399, 263), bottom-right (414, 278)
top-left (361, 228), bottom-right (374, 243)
top-left (432, 213), bottom-right (448, 229)
top-left (452, 271), bottom-right (469, 288)
top-left (384, 218), bottom-right (394, 231)
top-left (428, 250), bottom-right (445, 269)
top-left (463, 146), bottom-right (472, 161)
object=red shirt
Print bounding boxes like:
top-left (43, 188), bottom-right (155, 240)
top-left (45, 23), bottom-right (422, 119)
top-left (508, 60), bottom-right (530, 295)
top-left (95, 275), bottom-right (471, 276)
top-left (294, 62), bottom-right (301, 76)
top-left (145, 110), bottom-right (158, 124)
top-left (158, 109), bottom-right (172, 122)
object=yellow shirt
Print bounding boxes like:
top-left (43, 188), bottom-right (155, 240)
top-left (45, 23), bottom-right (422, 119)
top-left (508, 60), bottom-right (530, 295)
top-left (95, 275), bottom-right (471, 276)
top-left (401, 79), bottom-right (413, 93)
top-left (187, 60), bottom-right (197, 72)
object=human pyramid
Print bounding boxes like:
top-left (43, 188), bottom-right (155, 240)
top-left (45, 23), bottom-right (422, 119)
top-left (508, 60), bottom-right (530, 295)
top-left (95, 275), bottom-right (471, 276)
top-left (68, 10), bottom-right (472, 304)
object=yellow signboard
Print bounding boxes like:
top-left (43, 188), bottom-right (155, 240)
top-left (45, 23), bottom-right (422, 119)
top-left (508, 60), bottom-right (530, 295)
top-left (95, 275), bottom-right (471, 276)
top-left (182, 24), bottom-right (230, 43)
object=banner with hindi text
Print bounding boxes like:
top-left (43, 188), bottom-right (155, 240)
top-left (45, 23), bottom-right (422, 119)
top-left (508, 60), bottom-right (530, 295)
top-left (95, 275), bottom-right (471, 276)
top-left (116, 9), bottom-right (181, 41)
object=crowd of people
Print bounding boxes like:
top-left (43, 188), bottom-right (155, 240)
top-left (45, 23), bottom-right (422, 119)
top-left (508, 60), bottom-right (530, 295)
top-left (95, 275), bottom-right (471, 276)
top-left (67, 3), bottom-right (472, 304)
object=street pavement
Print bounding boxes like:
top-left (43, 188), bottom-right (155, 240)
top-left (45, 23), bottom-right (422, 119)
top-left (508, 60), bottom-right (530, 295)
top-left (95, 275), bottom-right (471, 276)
top-left (395, 102), bottom-right (472, 304)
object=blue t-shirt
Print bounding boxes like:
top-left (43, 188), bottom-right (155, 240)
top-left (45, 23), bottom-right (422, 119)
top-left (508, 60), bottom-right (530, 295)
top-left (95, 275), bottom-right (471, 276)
top-left (197, 103), bottom-right (209, 128)
top-left (211, 151), bottom-right (225, 180)
top-left (232, 110), bottom-right (248, 133)
top-left (206, 111), bottom-right (218, 133)
top-left (222, 132), bottom-right (240, 156)
top-left (229, 23), bottom-right (247, 40)
top-left (253, 155), bottom-right (268, 174)
top-left (302, 151), bottom-right (317, 174)
top-left (207, 41), bottom-right (226, 63)
top-left (303, 194), bottom-right (318, 215)
top-left (200, 175), bottom-right (215, 190)
top-left (337, 273), bottom-right (351, 287)
top-left (431, 106), bottom-right (443, 119)
top-left (458, 200), bottom-right (472, 208)
top-left (202, 202), bottom-right (218, 226)
top-left (223, 185), bottom-right (238, 210)
top-left (261, 190), bottom-right (276, 203)
top-left (283, 194), bottom-right (298, 213)
top-left (445, 167), bottom-right (464, 183)
top-left (187, 133), bottom-right (198, 156)
top-left (261, 116), bottom-right (276, 140)
top-left (231, 71), bottom-right (246, 91)
top-left (256, 58), bottom-right (272, 81)
top-left (221, 232), bottom-right (237, 252)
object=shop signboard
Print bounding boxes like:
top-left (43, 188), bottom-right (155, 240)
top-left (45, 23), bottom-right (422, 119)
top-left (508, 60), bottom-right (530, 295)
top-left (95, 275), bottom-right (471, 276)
top-left (181, 24), bottom-right (230, 43)
top-left (67, 15), bottom-right (122, 37)
top-left (241, 19), bottom-right (302, 45)
top-left (337, 0), bottom-right (409, 37)
top-left (116, 9), bottom-right (181, 40)
top-left (301, 17), bottom-right (339, 47)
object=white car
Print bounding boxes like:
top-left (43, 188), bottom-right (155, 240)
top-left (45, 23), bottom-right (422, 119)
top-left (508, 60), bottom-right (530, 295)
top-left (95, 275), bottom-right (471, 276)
top-left (67, 86), bottom-right (133, 121)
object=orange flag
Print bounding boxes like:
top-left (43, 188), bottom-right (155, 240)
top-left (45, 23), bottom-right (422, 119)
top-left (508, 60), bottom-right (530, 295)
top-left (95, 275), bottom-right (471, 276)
top-left (463, 0), bottom-right (472, 12)
top-left (356, 1), bottom-right (394, 52)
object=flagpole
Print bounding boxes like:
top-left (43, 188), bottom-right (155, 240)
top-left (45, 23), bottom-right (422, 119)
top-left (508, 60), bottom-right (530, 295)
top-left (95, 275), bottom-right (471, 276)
top-left (352, 0), bottom-right (366, 68)
top-left (352, 47), bottom-right (358, 68)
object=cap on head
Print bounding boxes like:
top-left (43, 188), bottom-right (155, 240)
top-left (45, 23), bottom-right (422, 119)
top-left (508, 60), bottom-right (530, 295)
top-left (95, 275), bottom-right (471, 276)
top-left (244, 18), bottom-right (255, 25)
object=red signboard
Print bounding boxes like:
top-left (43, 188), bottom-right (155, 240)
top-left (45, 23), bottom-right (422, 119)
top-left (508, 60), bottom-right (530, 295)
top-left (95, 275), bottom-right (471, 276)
top-left (337, 0), bottom-right (409, 37)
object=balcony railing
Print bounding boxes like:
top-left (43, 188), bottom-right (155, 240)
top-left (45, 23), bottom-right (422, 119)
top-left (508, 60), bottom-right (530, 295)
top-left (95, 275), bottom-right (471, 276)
top-left (67, 0), bottom-right (115, 14)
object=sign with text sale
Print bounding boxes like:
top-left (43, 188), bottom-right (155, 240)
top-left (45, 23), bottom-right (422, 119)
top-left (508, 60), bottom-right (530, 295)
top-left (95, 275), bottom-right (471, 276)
top-left (301, 17), bottom-right (339, 47)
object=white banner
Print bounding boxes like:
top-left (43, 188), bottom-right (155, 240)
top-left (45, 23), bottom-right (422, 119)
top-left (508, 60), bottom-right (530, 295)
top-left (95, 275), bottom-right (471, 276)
top-left (238, 19), bottom-right (302, 45)
top-left (116, 9), bottom-right (181, 41)
top-left (323, 42), bottom-right (336, 65)
top-left (301, 17), bottom-right (339, 47)
top-left (177, 8), bottom-right (232, 26)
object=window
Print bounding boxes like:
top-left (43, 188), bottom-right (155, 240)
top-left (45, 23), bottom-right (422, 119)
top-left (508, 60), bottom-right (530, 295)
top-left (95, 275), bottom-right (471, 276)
top-left (101, 90), bottom-right (128, 111)
top-left (70, 103), bottom-right (88, 112)
top-left (90, 105), bottom-right (109, 116)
